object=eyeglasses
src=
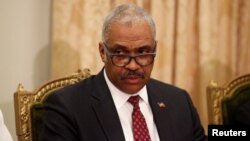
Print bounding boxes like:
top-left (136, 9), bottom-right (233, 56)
top-left (103, 43), bottom-right (156, 67)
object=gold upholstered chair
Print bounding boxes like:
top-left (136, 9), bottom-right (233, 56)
top-left (14, 69), bottom-right (91, 141)
top-left (206, 74), bottom-right (250, 125)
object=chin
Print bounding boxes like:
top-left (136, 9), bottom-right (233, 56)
top-left (122, 86), bottom-right (144, 94)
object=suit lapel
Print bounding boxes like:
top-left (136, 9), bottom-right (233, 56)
top-left (90, 70), bottom-right (175, 141)
top-left (91, 71), bottom-right (125, 141)
top-left (147, 81), bottom-right (175, 141)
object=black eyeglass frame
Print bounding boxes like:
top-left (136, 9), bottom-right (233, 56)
top-left (103, 42), bottom-right (157, 67)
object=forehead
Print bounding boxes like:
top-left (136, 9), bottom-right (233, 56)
top-left (107, 21), bottom-right (154, 46)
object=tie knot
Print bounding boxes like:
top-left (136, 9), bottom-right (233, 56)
top-left (128, 95), bottom-right (140, 107)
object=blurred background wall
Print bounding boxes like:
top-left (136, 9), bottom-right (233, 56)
top-left (0, 0), bottom-right (51, 140)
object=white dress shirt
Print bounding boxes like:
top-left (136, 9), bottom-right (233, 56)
top-left (104, 70), bottom-right (160, 141)
top-left (0, 109), bottom-right (13, 141)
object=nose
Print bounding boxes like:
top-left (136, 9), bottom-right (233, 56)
top-left (124, 58), bottom-right (140, 70)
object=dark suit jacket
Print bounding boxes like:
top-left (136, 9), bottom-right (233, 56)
top-left (39, 70), bottom-right (207, 141)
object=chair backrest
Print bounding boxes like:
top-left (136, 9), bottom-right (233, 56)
top-left (207, 74), bottom-right (250, 125)
top-left (14, 69), bottom-right (91, 141)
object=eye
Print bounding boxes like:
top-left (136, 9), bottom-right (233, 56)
top-left (113, 49), bottom-right (128, 55)
top-left (138, 48), bottom-right (150, 54)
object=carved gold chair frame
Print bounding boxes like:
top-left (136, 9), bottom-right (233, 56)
top-left (14, 68), bottom-right (91, 141)
top-left (207, 74), bottom-right (250, 125)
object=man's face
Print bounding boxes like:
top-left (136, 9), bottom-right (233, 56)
top-left (99, 21), bottom-right (156, 94)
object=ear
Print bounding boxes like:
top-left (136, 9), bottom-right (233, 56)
top-left (99, 42), bottom-right (106, 62)
top-left (154, 40), bottom-right (158, 52)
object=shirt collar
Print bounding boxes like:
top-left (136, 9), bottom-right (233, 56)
top-left (103, 69), bottom-right (149, 109)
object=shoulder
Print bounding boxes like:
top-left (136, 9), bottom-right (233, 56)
top-left (148, 78), bottom-right (187, 95)
top-left (147, 78), bottom-right (194, 106)
top-left (57, 75), bottom-right (95, 93)
top-left (45, 75), bottom-right (97, 102)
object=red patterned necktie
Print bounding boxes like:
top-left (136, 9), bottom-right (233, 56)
top-left (128, 95), bottom-right (151, 141)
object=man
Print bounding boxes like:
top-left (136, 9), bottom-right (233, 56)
top-left (40, 4), bottom-right (207, 141)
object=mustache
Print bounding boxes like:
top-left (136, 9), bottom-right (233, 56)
top-left (121, 71), bottom-right (145, 79)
